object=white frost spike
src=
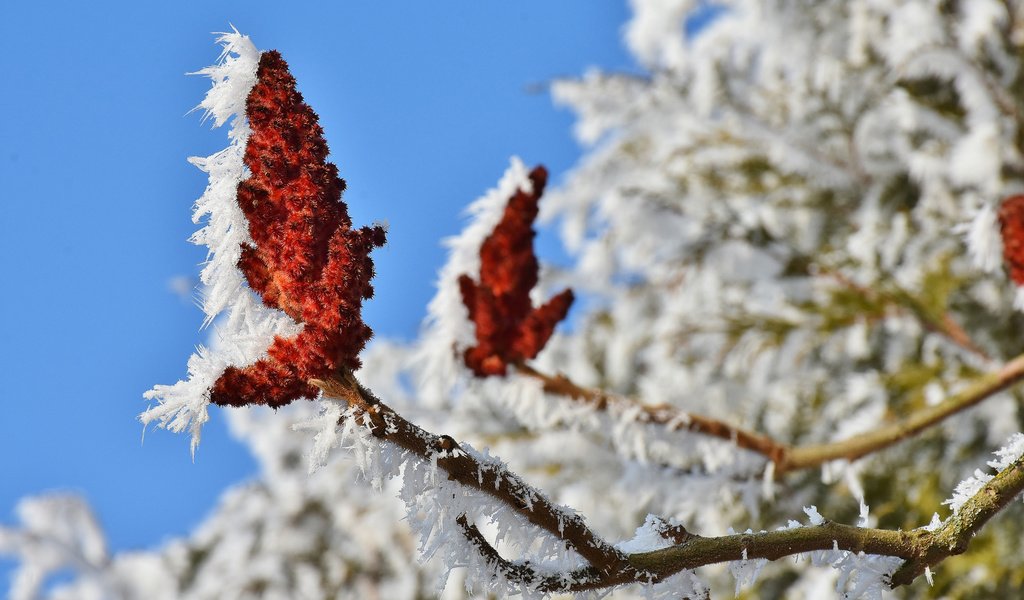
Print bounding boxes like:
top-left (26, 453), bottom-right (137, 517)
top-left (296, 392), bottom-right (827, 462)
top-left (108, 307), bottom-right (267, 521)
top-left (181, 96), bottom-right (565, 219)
top-left (728, 538), bottom-right (768, 594)
top-left (944, 432), bottom-right (1024, 514)
top-left (191, 27), bottom-right (261, 128)
top-left (141, 30), bottom-right (301, 455)
top-left (803, 505), bottom-right (826, 526)
top-left (924, 512), bottom-right (944, 532)
top-left (858, 500), bottom-right (871, 528)
top-left (960, 202), bottom-right (1003, 274)
top-left (292, 399), bottom-right (345, 473)
top-left (614, 514), bottom-right (677, 553)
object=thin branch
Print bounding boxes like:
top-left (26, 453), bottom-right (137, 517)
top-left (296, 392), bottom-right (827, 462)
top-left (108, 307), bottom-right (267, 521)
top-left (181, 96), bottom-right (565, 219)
top-left (891, 453), bottom-right (1024, 586)
top-left (780, 354), bottom-right (1024, 472)
top-left (513, 362), bottom-right (788, 463)
top-left (514, 354), bottom-right (1024, 475)
top-left (455, 515), bottom-right (623, 593)
top-left (313, 372), bottom-right (1024, 593)
top-left (628, 445), bottom-right (1024, 591)
top-left (628, 521), bottom-right (912, 574)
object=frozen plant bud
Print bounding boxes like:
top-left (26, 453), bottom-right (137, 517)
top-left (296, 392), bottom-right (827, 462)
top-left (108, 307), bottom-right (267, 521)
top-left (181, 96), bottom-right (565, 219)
top-left (210, 50), bottom-right (386, 408)
top-left (458, 166), bottom-right (574, 376)
top-left (999, 195), bottom-right (1024, 287)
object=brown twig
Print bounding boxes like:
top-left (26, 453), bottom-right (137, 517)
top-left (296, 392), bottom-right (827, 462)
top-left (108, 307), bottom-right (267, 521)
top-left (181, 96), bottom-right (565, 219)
top-left (514, 354), bottom-right (1024, 475)
top-left (312, 371), bottom-right (1024, 593)
top-left (778, 354), bottom-right (1024, 472)
top-left (513, 362), bottom-right (788, 464)
top-left (628, 452), bottom-right (1024, 592)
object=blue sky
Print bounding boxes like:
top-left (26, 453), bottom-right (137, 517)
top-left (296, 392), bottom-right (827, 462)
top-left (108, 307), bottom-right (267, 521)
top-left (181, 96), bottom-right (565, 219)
top-left (0, 0), bottom-right (636, 569)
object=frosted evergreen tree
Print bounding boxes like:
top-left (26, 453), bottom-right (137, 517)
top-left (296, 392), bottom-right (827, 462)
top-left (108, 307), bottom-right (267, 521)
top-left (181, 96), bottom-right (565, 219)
top-left (7, 2), bottom-right (1024, 598)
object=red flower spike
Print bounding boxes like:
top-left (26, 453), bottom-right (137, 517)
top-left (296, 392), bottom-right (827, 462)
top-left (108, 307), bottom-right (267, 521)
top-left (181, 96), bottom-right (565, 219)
top-left (1000, 195), bottom-right (1024, 286)
top-left (210, 50), bottom-right (385, 408)
top-left (459, 166), bottom-right (575, 376)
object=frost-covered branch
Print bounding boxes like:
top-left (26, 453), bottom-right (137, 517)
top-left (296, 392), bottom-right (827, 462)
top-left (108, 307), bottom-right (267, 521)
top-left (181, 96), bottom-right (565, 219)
top-left (513, 362), bottom-right (787, 463)
top-left (454, 515), bottom-right (620, 593)
top-left (780, 353), bottom-right (1024, 472)
top-left (316, 371), bottom-right (1024, 593)
top-left (891, 447), bottom-right (1024, 586)
top-left (629, 444), bottom-right (1024, 591)
top-left (310, 373), bottom-right (634, 583)
top-left (515, 352), bottom-right (1024, 475)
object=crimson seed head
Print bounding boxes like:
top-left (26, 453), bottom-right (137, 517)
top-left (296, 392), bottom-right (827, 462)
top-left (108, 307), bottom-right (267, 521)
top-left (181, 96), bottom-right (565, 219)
top-left (459, 166), bottom-right (574, 376)
top-left (210, 50), bottom-right (385, 408)
top-left (999, 195), bottom-right (1024, 287)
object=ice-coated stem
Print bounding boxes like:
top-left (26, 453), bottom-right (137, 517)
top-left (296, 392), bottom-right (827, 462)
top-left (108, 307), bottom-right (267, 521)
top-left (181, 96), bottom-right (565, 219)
top-left (314, 371), bottom-right (1024, 593)
top-left (311, 373), bottom-right (633, 581)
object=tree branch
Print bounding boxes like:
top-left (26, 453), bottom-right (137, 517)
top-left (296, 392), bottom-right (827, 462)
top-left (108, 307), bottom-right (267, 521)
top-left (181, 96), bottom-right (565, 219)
top-left (311, 372), bottom-right (634, 580)
top-left (890, 452), bottom-right (1024, 586)
top-left (514, 354), bottom-right (1024, 475)
top-left (455, 514), bottom-right (625, 593)
top-left (313, 371), bottom-right (1024, 593)
top-left (627, 448), bottom-right (1024, 591)
top-left (513, 362), bottom-right (788, 463)
top-left (818, 267), bottom-right (991, 362)
top-left (780, 354), bottom-right (1024, 472)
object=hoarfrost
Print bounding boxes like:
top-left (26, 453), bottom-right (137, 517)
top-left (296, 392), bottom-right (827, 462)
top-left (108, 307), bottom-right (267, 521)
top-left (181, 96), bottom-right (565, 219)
top-left (614, 515), bottom-right (678, 554)
top-left (944, 432), bottom-right (1024, 514)
top-left (141, 30), bottom-right (301, 455)
top-left (727, 540), bottom-right (768, 594)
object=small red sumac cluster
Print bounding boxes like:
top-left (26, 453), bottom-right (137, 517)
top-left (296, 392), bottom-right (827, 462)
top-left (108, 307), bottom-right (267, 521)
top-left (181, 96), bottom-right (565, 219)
top-left (1000, 195), bottom-right (1024, 286)
top-left (458, 166), bottom-right (574, 376)
top-left (211, 51), bottom-right (386, 408)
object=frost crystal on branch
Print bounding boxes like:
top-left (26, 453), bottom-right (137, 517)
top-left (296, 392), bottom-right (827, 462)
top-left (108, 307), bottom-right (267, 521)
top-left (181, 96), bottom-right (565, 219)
top-left (944, 432), bottom-right (1024, 515)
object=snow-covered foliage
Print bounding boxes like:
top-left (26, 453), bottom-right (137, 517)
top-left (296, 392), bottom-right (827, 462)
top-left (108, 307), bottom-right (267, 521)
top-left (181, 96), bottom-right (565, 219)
top-left (7, 2), bottom-right (1024, 598)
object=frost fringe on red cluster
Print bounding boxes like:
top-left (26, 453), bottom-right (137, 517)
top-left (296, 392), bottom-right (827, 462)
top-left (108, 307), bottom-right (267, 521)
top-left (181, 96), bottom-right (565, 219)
top-left (458, 166), bottom-right (574, 376)
top-left (211, 51), bottom-right (385, 408)
top-left (999, 195), bottom-right (1024, 288)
